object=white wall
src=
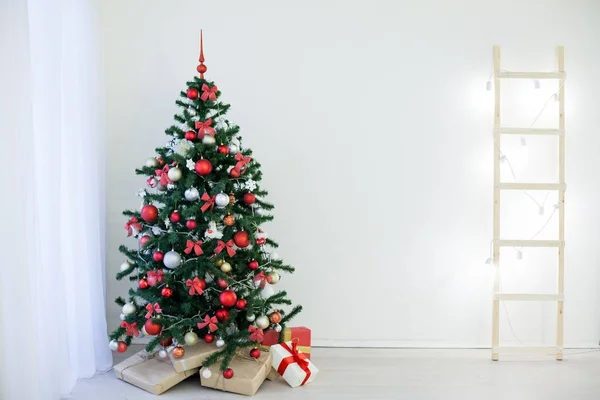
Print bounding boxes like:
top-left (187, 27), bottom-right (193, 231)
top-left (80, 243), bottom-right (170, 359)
top-left (98, 0), bottom-right (600, 348)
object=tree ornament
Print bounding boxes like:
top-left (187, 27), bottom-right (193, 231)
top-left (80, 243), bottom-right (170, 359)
top-left (243, 193), bottom-right (256, 205)
top-left (186, 88), bottom-right (199, 99)
top-left (255, 315), bottom-right (270, 329)
top-left (147, 177), bottom-right (158, 188)
top-left (219, 290), bottom-right (237, 308)
top-left (229, 168), bottom-right (241, 178)
top-left (157, 184), bottom-right (167, 192)
top-left (268, 271), bottom-right (280, 284)
top-left (220, 262), bottom-right (232, 273)
top-left (172, 346), bottom-right (185, 359)
top-left (141, 205), bottom-right (159, 223)
top-left (233, 231), bottom-right (250, 248)
top-left (122, 303), bottom-right (136, 316)
top-left (249, 348), bottom-right (261, 359)
top-left (269, 312), bottom-right (282, 324)
top-left (186, 219), bottom-right (198, 230)
top-left (169, 211), bottom-right (181, 223)
top-left (161, 286), bottom-right (173, 298)
top-left (109, 340), bottom-right (118, 351)
top-left (246, 314), bottom-right (256, 322)
top-left (144, 319), bottom-right (162, 336)
top-left (223, 214), bottom-right (235, 226)
top-left (139, 235), bottom-right (151, 247)
top-left (255, 230), bottom-right (267, 245)
top-left (235, 299), bottom-right (247, 310)
top-left (202, 135), bottom-right (216, 145)
top-left (215, 259), bottom-right (224, 267)
top-left (248, 260), bottom-right (259, 270)
top-left (270, 251), bottom-right (280, 261)
top-left (217, 145), bottom-right (229, 154)
top-left (158, 349), bottom-right (168, 358)
top-left (202, 369), bottom-right (212, 379)
top-left (185, 187), bottom-right (200, 201)
top-left (141, 326), bottom-right (149, 336)
top-left (167, 167), bottom-right (182, 182)
top-left (229, 193), bottom-right (236, 205)
top-left (117, 341), bottom-right (128, 353)
top-left (204, 333), bottom-right (215, 343)
top-left (120, 261), bottom-right (131, 272)
top-left (274, 323), bottom-right (282, 333)
top-left (184, 130), bottom-right (197, 141)
top-left (163, 250), bottom-right (182, 269)
top-left (261, 283), bottom-right (275, 299)
top-left (146, 158), bottom-right (159, 168)
top-left (119, 313), bottom-right (126, 321)
top-left (214, 193), bottom-right (229, 208)
top-left (228, 144), bottom-right (239, 155)
top-left (159, 336), bottom-right (173, 346)
top-left (215, 308), bottom-right (230, 322)
top-left (184, 331), bottom-right (199, 346)
top-left (216, 338), bottom-right (225, 348)
top-left (217, 278), bottom-right (229, 289)
top-left (195, 159), bottom-right (212, 176)
top-left (223, 368), bottom-right (234, 379)
top-left (152, 251), bottom-right (164, 262)
top-left (138, 278), bottom-right (149, 290)
top-left (254, 207), bottom-right (265, 216)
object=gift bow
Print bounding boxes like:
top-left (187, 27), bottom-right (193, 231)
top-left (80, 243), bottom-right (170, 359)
top-left (248, 325), bottom-right (264, 342)
top-left (214, 240), bottom-right (236, 257)
top-left (124, 217), bottom-right (142, 237)
top-left (186, 277), bottom-right (205, 295)
top-left (195, 119), bottom-right (215, 139)
top-left (121, 321), bottom-right (140, 337)
top-left (253, 272), bottom-right (272, 289)
top-left (155, 165), bottom-right (172, 186)
top-left (145, 303), bottom-right (162, 319)
top-left (147, 269), bottom-right (164, 287)
top-left (201, 84), bottom-right (218, 101)
top-left (278, 341), bottom-right (311, 386)
top-left (197, 315), bottom-right (218, 332)
top-left (200, 193), bottom-right (216, 213)
top-left (233, 153), bottom-right (252, 175)
top-left (184, 240), bottom-right (203, 256)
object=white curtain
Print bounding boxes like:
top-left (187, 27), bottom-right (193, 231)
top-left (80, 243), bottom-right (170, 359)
top-left (0, 0), bottom-right (112, 399)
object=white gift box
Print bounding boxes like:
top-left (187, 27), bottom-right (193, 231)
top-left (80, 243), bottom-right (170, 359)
top-left (270, 341), bottom-right (318, 388)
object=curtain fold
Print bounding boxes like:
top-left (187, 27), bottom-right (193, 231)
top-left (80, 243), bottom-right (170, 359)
top-left (0, 0), bottom-right (112, 399)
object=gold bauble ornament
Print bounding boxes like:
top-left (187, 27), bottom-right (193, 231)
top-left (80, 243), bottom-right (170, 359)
top-left (268, 271), bottom-right (280, 284)
top-left (223, 214), bottom-right (235, 226)
top-left (184, 331), bottom-right (199, 346)
top-left (216, 259), bottom-right (224, 267)
top-left (172, 346), bottom-right (185, 359)
top-left (220, 262), bottom-right (232, 273)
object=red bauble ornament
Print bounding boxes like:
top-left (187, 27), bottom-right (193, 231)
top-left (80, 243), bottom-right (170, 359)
top-left (235, 299), bottom-right (247, 310)
top-left (223, 368), bottom-right (234, 379)
top-left (217, 145), bottom-right (229, 154)
top-left (159, 336), bottom-right (173, 346)
top-left (144, 319), bottom-right (162, 336)
top-left (243, 193), bottom-right (256, 205)
top-left (184, 130), bottom-right (197, 141)
top-left (172, 346), bottom-right (185, 358)
top-left (186, 88), bottom-right (199, 99)
top-left (138, 278), bottom-right (149, 290)
top-left (195, 159), bottom-right (213, 176)
top-left (217, 278), bottom-right (229, 289)
top-left (141, 205), bottom-right (159, 223)
top-left (117, 341), bottom-right (128, 353)
top-left (161, 286), bottom-right (173, 298)
top-left (186, 219), bottom-right (198, 230)
top-left (248, 260), bottom-right (259, 270)
top-left (215, 308), bottom-right (230, 322)
top-left (139, 235), bottom-right (151, 247)
top-left (170, 211), bottom-right (181, 223)
top-left (233, 231), bottom-right (250, 248)
top-left (197, 64), bottom-right (207, 74)
top-left (204, 333), bottom-right (215, 343)
top-left (153, 251), bottom-right (164, 262)
top-left (249, 348), bottom-right (261, 359)
top-left (219, 290), bottom-right (237, 308)
top-left (229, 168), bottom-right (241, 178)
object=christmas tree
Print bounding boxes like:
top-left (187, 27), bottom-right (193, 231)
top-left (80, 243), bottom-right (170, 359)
top-left (109, 32), bottom-right (302, 373)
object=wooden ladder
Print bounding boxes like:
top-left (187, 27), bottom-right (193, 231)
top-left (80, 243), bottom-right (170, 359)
top-left (491, 45), bottom-right (566, 361)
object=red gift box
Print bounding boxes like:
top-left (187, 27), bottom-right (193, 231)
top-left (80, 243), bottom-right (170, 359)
top-left (261, 326), bottom-right (311, 359)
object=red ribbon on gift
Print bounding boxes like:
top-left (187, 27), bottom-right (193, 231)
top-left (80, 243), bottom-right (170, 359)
top-left (121, 321), bottom-right (140, 337)
top-left (197, 315), bottom-right (218, 332)
top-left (201, 84), bottom-right (218, 101)
top-left (277, 341), bottom-right (311, 385)
top-left (155, 165), bottom-right (172, 186)
top-left (233, 153), bottom-right (252, 175)
top-left (248, 325), bottom-right (264, 342)
top-left (214, 240), bottom-right (236, 257)
top-left (195, 119), bottom-right (215, 139)
top-left (186, 277), bottom-right (205, 295)
top-left (145, 303), bottom-right (162, 319)
top-left (200, 193), bottom-right (216, 213)
top-left (146, 270), bottom-right (164, 287)
top-left (253, 272), bottom-right (272, 289)
top-left (124, 217), bottom-right (142, 237)
top-left (184, 240), bottom-right (203, 256)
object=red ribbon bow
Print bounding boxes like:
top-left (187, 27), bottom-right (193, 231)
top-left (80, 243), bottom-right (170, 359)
top-left (278, 341), bottom-right (311, 386)
top-left (233, 153), bottom-right (252, 175)
top-left (201, 84), bottom-right (218, 101)
top-left (145, 303), bottom-right (162, 319)
top-left (248, 325), bottom-right (264, 342)
top-left (197, 315), bottom-right (218, 332)
top-left (214, 240), bottom-right (236, 257)
top-left (155, 165), bottom-right (172, 186)
top-left (200, 193), bottom-right (216, 213)
top-left (186, 277), bottom-right (205, 295)
top-left (124, 217), bottom-right (142, 237)
top-left (121, 321), bottom-right (140, 337)
top-left (195, 119), bottom-right (215, 139)
top-left (184, 240), bottom-right (203, 256)
top-left (146, 270), bottom-right (165, 287)
top-left (253, 272), bottom-right (272, 289)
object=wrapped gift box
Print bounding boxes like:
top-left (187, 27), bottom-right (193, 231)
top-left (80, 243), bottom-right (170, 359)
top-left (114, 350), bottom-right (199, 395)
top-left (261, 326), bottom-right (311, 359)
top-left (199, 351), bottom-right (272, 396)
top-left (169, 342), bottom-right (219, 373)
top-left (270, 341), bottom-right (318, 388)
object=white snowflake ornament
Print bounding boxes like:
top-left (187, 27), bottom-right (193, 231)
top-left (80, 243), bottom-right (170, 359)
top-left (167, 183), bottom-right (176, 190)
top-left (186, 159), bottom-right (196, 171)
top-left (175, 139), bottom-right (194, 156)
top-left (215, 115), bottom-right (228, 130)
top-left (244, 179), bottom-right (257, 191)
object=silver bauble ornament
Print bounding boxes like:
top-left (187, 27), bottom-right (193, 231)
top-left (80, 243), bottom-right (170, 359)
top-left (158, 349), bottom-right (168, 358)
top-left (274, 324), bottom-right (282, 333)
top-left (185, 187), bottom-right (200, 201)
top-left (220, 262), bottom-right (232, 273)
top-left (119, 313), bottom-right (126, 321)
top-left (255, 315), bottom-right (270, 329)
top-left (254, 207), bottom-right (265, 216)
top-left (122, 303), bottom-right (136, 316)
top-left (202, 135), bottom-right (216, 145)
top-left (246, 314), bottom-right (256, 322)
top-left (214, 193), bottom-right (229, 208)
top-left (167, 167), bottom-right (182, 182)
top-left (157, 184), bottom-right (167, 192)
top-left (163, 250), bottom-right (182, 269)
top-left (109, 340), bottom-right (118, 351)
top-left (146, 158), bottom-right (159, 168)
top-left (216, 338), bottom-right (225, 348)
top-left (120, 261), bottom-right (131, 272)
top-left (202, 369), bottom-right (212, 379)
top-left (268, 271), bottom-right (280, 284)
top-left (184, 331), bottom-right (199, 346)
top-left (228, 144), bottom-right (239, 155)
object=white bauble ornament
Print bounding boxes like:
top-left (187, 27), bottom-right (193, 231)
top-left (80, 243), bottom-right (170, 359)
top-left (167, 167), bottom-right (182, 182)
top-left (163, 250), bottom-right (182, 269)
top-left (268, 271), bottom-right (280, 284)
top-left (274, 324), bottom-right (282, 333)
top-left (158, 349), bottom-right (168, 358)
top-left (220, 262), bottom-right (232, 273)
top-left (141, 326), bottom-right (149, 336)
top-left (261, 284), bottom-right (275, 298)
top-left (120, 261), bottom-right (131, 272)
top-left (122, 303), bottom-right (136, 316)
top-left (214, 193), bottom-right (229, 208)
top-left (216, 338), bottom-right (225, 348)
top-left (184, 331), bottom-right (199, 346)
top-left (119, 313), bottom-right (126, 321)
top-left (202, 369), bottom-right (212, 379)
top-left (228, 144), bottom-right (239, 155)
top-left (109, 340), bottom-right (118, 351)
top-left (254, 207), bottom-right (265, 216)
top-left (157, 184), bottom-right (167, 192)
top-left (202, 135), bottom-right (216, 145)
top-left (270, 252), bottom-right (280, 261)
top-left (255, 315), bottom-right (270, 329)
top-left (185, 187), bottom-right (200, 201)
top-left (246, 313), bottom-right (256, 322)
top-left (146, 158), bottom-right (159, 168)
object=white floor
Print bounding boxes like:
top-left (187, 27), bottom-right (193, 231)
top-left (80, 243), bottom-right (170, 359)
top-left (66, 346), bottom-right (600, 400)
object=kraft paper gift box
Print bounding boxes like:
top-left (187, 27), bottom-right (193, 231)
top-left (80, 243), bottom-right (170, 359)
top-left (114, 350), bottom-right (199, 395)
top-left (261, 326), bottom-right (311, 380)
top-left (199, 351), bottom-right (272, 396)
top-left (169, 341), bottom-right (219, 373)
top-left (270, 341), bottom-right (318, 388)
